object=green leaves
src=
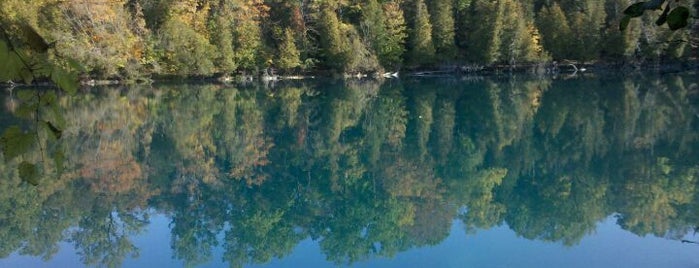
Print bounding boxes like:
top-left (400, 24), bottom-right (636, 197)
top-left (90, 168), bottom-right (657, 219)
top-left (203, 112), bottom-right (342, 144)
top-left (619, 16), bottom-right (631, 31)
top-left (666, 6), bottom-right (690, 30)
top-left (0, 35), bottom-right (37, 85)
top-left (1, 22), bottom-right (80, 94)
top-left (621, 2), bottom-right (690, 31)
top-left (0, 126), bottom-right (42, 186)
top-left (18, 161), bottom-right (39, 186)
top-left (1, 90), bottom-right (67, 186)
top-left (1, 126), bottom-right (35, 162)
top-left (276, 28), bottom-right (301, 71)
top-left (655, 3), bottom-right (671, 26)
top-left (17, 89), bottom-right (37, 102)
top-left (53, 149), bottom-right (65, 175)
top-left (0, 40), bottom-right (26, 82)
top-left (43, 121), bottom-right (63, 140)
top-left (50, 66), bottom-right (78, 95)
top-left (623, 2), bottom-right (647, 18)
top-left (18, 23), bottom-right (50, 52)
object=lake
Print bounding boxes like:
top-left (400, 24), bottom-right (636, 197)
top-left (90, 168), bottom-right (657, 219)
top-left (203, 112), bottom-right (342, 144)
top-left (1, 73), bottom-right (698, 267)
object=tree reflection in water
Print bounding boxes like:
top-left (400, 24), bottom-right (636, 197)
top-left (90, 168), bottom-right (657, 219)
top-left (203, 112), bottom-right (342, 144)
top-left (0, 74), bottom-right (698, 267)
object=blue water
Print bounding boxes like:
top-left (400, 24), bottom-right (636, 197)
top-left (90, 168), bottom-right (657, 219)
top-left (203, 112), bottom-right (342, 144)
top-left (6, 214), bottom-right (698, 267)
top-left (1, 73), bottom-right (698, 267)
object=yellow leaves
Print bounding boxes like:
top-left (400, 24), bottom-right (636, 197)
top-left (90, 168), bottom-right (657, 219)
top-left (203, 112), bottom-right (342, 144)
top-left (657, 157), bottom-right (672, 175)
top-left (42, 0), bottom-right (140, 77)
top-left (129, 43), bottom-right (144, 60)
top-left (64, 0), bottom-right (124, 22)
top-left (381, 157), bottom-right (443, 200)
top-left (526, 23), bottom-right (547, 58)
top-left (229, 135), bottom-right (273, 186)
top-left (236, 0), bottom-right (270, 20)
top-left (396, 203), bottom-right (415, 227)
top-left (0, 0), bottom-right (51, 24)
top-left (169, 0), bottom-right (214, 35)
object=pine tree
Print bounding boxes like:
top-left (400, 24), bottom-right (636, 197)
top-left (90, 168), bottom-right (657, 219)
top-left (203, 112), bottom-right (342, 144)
top-left (536, 3), bottom-right (572, 60)
top-left (231, 0), bottom-right (268, 71)
top-left (465, 0), bottom-right (503, 64)
top-left (210, 5), bottom-right (236, 73)
top-left (159, 18), bottom-right (218, 75)
top-left (429, 0), bottom-right (457, 60)
top-left (361, 0), bottom-right (387, 68)
top-left (318, 4), bottom-right (349, 71)
top-left (345, 26), bottom-right (382, 73)
top-left (277, 28), bottom-right (301, 71)
top-left (380, 1), bottom-right (407, 69)
top-left (408, 0), bottom-right (436, 66)
top-left (566, 1), bottom-right (606, 61)
top-left (600, 0), bottom-right (640, 59)
top-left (454, 0), bottom-right (474, 53)
top-left (500, 1), bottom-right (547, 63)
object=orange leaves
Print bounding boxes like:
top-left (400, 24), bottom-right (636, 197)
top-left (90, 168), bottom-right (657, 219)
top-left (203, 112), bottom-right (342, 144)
top-left (290, 6), bottom-right (305, 33)
top-left (64, 0), bottom-right (125, 22)
top-left (229, 135), bottom-right (274, 186)
top-left (229, 0), bottom-right (270, 23)
top-left (75, 137), bottom-right (145, 202)
top-left (47, 0), bottom-right (140, 76)
top-left (380, 157), bottom-right (443, 200)
top-left (129, 43), bottom-right (144, 61)
top-left (169, 0), bottom-right (213, 33)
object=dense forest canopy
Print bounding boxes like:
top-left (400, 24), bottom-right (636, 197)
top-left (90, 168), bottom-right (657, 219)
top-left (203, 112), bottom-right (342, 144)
top-left (0, 0), bottom-right (697, 79)
top-left (0, 74), bottom-right (698, 267)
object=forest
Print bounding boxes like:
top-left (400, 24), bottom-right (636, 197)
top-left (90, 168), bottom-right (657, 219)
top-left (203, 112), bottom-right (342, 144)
top-left (0, 0), bottom-right (698, 81)
top-left (0, 74), bottom-right (698, 267)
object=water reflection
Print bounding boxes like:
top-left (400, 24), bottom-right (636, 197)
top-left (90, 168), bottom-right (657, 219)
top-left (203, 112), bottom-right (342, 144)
top-left (0, 74), bottom-right (698, 267)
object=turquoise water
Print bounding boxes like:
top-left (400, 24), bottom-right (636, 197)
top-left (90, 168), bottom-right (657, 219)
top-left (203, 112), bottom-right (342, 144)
top-left (1, 73), bottom-right (698, 267)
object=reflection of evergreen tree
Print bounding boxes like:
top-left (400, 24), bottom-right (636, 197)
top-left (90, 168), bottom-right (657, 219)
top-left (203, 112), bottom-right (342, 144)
top-left (405, 83), bottom-right (436, 158)
top-left (1, 74), bottom-right (699, 267)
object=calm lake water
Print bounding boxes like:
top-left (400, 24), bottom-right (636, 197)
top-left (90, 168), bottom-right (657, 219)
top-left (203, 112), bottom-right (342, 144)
top-left (1, 73), bottom-right (699, 267)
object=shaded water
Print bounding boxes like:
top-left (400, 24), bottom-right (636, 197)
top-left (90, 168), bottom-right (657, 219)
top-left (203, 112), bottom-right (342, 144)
top-left (1, 73), bottom-right (699, 267)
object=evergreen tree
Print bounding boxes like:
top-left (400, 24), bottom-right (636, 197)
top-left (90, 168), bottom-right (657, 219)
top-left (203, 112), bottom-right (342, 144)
top-left (536, 3), bottom-right (572, 60)
top-left (454, 0), bottom-right (474, 53)
top-left (465, 0), bottom-right (504, 64)
top-left (500, 2), bottom-right (547, 64)
top-left (600, 0), bottom-right (641, 59)
top-left (3, 0), bottom-right (694, 78)
top-left (408, 0), bottom-right (436, 66)
top-left (380, 1), bottom-right (408, 69)
top-left (318, 4), bottom-right (350, 71)
top-left (359, 0), bottom-right (407, 70)
top-left (277, 28), bottom-right (301, 71)
top-left (210, 8), bottom-right (236, 73)
top-left (345, 26), bottom-right (382, 73)
top-left (159, 18), bottom-right (218, 75)
top-left (566, 1), bottom-right (606, 61)
top-left (360, 0), bottom-right (388, 69)
top-left (429, 0), bottom-right (457, 60)
top-left (231, 0), bottom-right (268, 71)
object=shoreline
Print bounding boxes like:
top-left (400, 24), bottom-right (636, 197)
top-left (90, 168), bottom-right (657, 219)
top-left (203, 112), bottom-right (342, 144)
top-left (1, 60), bottom-right (697, 89)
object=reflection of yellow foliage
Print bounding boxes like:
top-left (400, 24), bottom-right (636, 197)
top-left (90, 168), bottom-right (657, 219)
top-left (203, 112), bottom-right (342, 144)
top-left (619, 158), bottom-right (697, 236)
top-left (79, 141), bottom-right (143, 194)
top-left (405, 200), bottom-right (454, 245)
top-left (230, 137), bottom-right (273, 186)
top-left (58, 89), bottom-right (152, 205)
top-left (396, 203), bottom-right (415, 227)
top-left (381, 157), bottom-right (443, 200)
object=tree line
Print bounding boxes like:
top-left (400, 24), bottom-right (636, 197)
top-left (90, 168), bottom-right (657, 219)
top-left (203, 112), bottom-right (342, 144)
top-left (0, 0), bottom-right (697, 80)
